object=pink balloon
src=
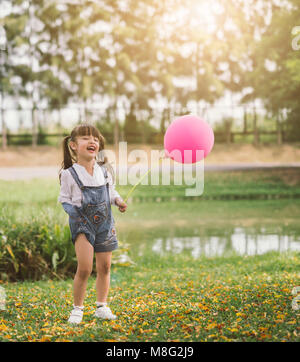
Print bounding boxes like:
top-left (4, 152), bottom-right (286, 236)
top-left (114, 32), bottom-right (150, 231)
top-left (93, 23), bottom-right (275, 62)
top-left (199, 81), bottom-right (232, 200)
top-left (164, 115), bottom-right (214, 164)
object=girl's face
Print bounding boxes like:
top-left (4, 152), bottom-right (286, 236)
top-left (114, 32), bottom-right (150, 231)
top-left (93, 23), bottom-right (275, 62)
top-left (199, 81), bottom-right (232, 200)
top-left (70, 135), bottom-right (100, 161)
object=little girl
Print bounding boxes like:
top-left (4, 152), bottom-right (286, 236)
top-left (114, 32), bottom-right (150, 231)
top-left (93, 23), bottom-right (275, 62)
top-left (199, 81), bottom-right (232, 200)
top-left (58, 123), bottom-right (127, 324)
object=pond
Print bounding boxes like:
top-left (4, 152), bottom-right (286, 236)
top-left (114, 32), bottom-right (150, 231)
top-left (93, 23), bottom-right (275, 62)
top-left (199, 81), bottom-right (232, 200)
top-left (120, 225), bottom-right (300, 260)
top-left (152, 227), bottom-right (300, 257)
top-left (115, 200), bottom-right (300, 260)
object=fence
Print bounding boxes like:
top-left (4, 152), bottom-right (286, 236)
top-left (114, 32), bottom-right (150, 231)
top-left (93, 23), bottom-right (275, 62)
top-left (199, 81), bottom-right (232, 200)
top-left (0, 104), bottom-right (296, 147)
top-left (0, 130), bottom-right (289, 147)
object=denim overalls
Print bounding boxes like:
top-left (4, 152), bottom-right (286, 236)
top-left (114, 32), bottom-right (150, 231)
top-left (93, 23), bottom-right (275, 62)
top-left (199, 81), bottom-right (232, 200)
top-left (68, 164), bottom-right (118, 253)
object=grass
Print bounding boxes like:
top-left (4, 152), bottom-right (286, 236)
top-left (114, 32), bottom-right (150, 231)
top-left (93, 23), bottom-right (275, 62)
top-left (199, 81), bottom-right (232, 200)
top-left (0, 168), bottom-right (299, 228)
top-left (132, 168), bottom-right (300, 200)
top-left (0, 169), bottom-right (299, 341)
top-left (1, 168), bottom-right (300, 202)
top-left (0, 251), bottom-right (299, 342)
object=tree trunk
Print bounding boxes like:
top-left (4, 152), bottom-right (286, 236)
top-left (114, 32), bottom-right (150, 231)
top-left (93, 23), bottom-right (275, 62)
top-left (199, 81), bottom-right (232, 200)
top-left (32, 106), bottom-right (38, 148)
top-left (253, 105), bottom-right (259, 146)
top-left (57, 105), bottom-right (64, 146)
top-left (160, 109), bottom-right (166, 134)
top-left (81, 101), bottom-right (87, 123)
top-left (276, 112), bottom-right (282, 145)
top-left (225, 119), bottom-right (232, 145)
top-left (1, 96), bottom-right (7, 150)
top-left (243, 107), bottom-right (248, 133)
top-left (141, 120), bottom-right (146, 144)
top-left (113, 106), bottom-right (119, 149)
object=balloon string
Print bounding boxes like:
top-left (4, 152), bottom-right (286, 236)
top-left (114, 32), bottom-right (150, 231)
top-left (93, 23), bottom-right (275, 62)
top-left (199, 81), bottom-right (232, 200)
top-left (123, 157), bottom-right (164, 203)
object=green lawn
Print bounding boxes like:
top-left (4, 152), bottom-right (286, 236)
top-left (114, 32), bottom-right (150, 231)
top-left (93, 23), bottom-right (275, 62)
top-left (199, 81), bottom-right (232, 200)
top-left (0, 168), bottom-right (300, 207)
top-left (0, 252), bottom-right (299, 342)
top-left (0, 169), bottom-right (299, 341)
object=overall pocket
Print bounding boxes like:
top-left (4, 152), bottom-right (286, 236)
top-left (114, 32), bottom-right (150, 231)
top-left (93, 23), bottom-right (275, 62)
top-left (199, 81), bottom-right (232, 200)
top-left (86, 201), bottom-right (108, 225)
top-left (69, 215), bottom-right (88, 231)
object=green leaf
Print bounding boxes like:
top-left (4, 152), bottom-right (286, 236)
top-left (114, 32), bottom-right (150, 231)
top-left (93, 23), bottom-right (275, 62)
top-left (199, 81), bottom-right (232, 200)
top-left (52, 251), bottom-right (59, 272)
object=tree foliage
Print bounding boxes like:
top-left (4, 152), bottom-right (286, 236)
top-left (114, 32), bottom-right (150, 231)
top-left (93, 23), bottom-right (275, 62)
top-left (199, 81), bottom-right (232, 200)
top-left (1, 0), bottom-right (299, 138)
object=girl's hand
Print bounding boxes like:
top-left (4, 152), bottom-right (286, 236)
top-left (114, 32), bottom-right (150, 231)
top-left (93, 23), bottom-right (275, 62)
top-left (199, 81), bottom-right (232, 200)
top-left (115, 198), bottom-right (127, 213)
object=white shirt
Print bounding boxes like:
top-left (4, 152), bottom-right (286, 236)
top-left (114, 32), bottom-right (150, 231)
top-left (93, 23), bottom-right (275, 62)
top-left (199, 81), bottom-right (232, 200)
top-left (58, 162), bottom-right (121, 207)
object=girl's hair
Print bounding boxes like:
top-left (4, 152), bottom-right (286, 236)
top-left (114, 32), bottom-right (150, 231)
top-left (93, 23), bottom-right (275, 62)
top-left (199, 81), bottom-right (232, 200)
top-left (58, 123), bottom-right (115, 184)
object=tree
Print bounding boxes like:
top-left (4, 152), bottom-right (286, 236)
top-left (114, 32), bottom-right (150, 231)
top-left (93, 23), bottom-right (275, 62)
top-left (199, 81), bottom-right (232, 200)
top-left (242, 0), bottom-right (300, 141)
top-left (1, 0), bottom-right (29, 148)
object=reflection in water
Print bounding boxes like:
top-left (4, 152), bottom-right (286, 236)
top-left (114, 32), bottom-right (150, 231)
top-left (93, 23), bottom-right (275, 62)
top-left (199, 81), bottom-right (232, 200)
top-left (148, 227), bottom-right (300, 258)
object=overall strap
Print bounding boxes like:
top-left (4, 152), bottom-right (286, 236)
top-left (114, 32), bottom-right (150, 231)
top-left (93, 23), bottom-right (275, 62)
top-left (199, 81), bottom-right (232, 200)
top-left (99, 164), bottom-right (109, 185)
top-left (99, 164), bottom-right (110, 200)
top-left (69, 166), bottom-right (85, 190)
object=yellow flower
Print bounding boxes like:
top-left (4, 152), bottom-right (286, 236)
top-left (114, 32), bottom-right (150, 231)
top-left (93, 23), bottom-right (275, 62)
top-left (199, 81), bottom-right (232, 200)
top-left (0, 324), bottom-right (8, 332)
top-left (207, 322), bottom-right (217, 330)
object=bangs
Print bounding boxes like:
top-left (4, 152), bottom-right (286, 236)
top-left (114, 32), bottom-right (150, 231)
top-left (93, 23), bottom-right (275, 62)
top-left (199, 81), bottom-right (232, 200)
top-left (74, 124), bottom-right (101, 140)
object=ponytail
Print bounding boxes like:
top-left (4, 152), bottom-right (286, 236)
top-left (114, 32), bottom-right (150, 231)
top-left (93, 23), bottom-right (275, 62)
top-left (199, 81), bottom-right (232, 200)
top-left (58, 135), bottom-right (76, 184)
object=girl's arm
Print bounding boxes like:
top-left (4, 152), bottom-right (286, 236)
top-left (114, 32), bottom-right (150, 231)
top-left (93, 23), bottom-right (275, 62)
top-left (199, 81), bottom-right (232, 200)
top-left (58, 170), bottom-right (79, 217)
top-left (107, 170), bottom-right (123, 206)
top-left (106, 170), bottom-right (127, 212)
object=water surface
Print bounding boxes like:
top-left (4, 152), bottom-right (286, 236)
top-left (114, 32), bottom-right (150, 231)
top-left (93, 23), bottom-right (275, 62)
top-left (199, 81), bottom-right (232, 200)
top-left (116, 200), bottom-right (300, 259)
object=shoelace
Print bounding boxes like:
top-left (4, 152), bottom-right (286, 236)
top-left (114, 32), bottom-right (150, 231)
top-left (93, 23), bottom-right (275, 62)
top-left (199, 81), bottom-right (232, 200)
top-left (71, 309), bottom-right (83, 317)
top-left (95, 306), bottom-right (116, 319)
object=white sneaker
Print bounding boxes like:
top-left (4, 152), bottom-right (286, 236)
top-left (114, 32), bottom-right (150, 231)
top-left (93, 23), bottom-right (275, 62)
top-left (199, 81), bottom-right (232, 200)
top-left (95, 305), bottom-right (117, 320)
top-left (68, 306), bottom-right (84, 324)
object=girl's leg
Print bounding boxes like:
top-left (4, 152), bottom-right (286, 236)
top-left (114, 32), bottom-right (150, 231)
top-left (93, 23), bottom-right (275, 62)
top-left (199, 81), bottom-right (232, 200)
top-left (73, 233), bottom-right (94, 306)
top-left (95, 251), bottom-right (112, 303)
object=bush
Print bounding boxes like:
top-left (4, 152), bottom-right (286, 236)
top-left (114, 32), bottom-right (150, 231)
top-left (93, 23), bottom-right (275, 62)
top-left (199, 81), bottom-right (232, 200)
top-left (0, 216), bottom-right (76, 282)
top-left (0, 205), bottom-right (132, 282)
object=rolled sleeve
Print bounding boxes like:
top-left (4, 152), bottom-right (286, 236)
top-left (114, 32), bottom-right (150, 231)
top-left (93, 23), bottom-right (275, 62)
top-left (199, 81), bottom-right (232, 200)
top-left (58, 169), bottom-right (73, 204)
